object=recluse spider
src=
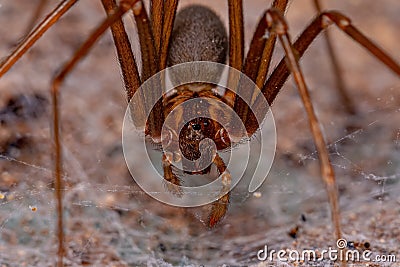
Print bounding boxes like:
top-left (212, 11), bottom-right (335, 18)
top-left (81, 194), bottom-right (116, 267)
top-left (0, 0), bottom-right (399, 266)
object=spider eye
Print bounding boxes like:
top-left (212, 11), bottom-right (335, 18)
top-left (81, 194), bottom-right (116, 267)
top-left (192, 123), bottom-right (201, 130)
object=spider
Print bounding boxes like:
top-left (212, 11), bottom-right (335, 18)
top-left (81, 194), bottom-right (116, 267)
top-left (0, 0), bottom-right (399, 266)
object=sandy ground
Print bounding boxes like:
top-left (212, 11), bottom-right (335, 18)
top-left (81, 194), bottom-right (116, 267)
top-left (0, 0), bottom-right (399, 266)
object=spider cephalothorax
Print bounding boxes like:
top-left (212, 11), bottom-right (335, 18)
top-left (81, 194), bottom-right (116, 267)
top-left (162, 86), bottom-right (233, 174)
top-left (160, 82), bottom-right (234, 211)
top-left (2, 0), bottom-right (400, 263)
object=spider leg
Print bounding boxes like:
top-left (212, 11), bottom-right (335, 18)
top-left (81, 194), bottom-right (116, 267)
top-left (225, 0), bottom-right (244, 106)
top-left (313, 0), bottom-right (355, 115)
top-left (131, 0), bottom-right (178, 140)
top-left (232, 0), bottom-right (289, 136)
top-left (150, 1), bottom-right (164, 58)
top-left (227, 0), bottom-right (244, 72)
top-left (50, 1), bottom-right (140, 265)
top-left (133, 2), bottom-right (158, 81)
top-left (266, 7), bottom-right (344, 241)
top-left (243, 0), bottom-right (288, 86)
top-left (263, 10), bottom-right (400, 106)
top-left (162, 153), bottom-right (184, 198)
top-left (208, 153), bottom-right (231, 228)
top-left (0, 0), bottom-right (78, 78)
top-left (101, 0), bottom-right (140, 101)
top-left (159, 0), bottom-right (179, 70)
top-left (22, 0), bottom-right (50, 38)
top-left (104, 0), bottom-right (175, 141)
top-left (235, 4), bottom-right (400, 253)
top-left (130, 1), bottom-right (166, 140)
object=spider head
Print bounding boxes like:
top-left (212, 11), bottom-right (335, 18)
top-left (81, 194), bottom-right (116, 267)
top-left (178, 118), bottom-right (230, 161)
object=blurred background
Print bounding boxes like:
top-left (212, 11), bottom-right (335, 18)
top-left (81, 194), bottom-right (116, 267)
top-left (0, 0), bottom-right (399, 266)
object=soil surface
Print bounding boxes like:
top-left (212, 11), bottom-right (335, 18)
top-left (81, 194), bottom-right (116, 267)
top-left (0, 0), bottom-right (399, 266)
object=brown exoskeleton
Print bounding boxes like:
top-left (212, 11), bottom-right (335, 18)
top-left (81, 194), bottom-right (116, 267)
top-left (1, 1), bottom-right (400, 266)
top-left (162, 5), bottom-right (232, 228)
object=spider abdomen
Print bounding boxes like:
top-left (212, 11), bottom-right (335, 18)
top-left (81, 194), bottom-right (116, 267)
top-left (168, 5), bottom-right (228, 65)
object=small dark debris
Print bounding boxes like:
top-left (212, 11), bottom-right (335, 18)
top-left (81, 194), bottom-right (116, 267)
top-left (372, 191), bottom-right (389, 201)
top-left (0, 93), bottom-right (48, 157)
top-left (347, 241), bottom-right (371, 250)
top-left (106, 144), bottom-right (123, 158)
top-left (288, 225), bottom-right (299, 239)
top-left (345, 124), bottom-right (362, 135)
top-left (115, 208), bottom-right (129, 217)
top-left (158, 243), bottom-right (167, 252)
top-left (0, 136), bottom-right (31, 157)
top-left (280, 152), bottom-right (304, 167)
top-left (80, 255), bottom-right (91, 265)
top-left (0, 93), bottom-right (47, 124)
top-left (338, 184), bottom-right (347, 194)
top-left (347, 241), bottom-right (355, 249)
top-left (301, 213), bottom-right (307, 222)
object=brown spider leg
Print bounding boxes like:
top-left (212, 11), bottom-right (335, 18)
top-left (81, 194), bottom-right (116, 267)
top-left (313, 0), bottom-right (355, 115)
top-left (162, 152), bottom-right (183, 197)
top-left (159, 0), bottom-right (179, 70)
top-left (50, 1), bottom-right (139, 265)
top-left (264, 8), bottom-right (343, 242)
top-left (103, 0), bottom-right (165, 140)
top-left (227, 0), bottom-right (244, 70)
top-left (243, 0), bottom-right (288, 85)
top-left (122, 0), bottom-right (164, 140)
top-left (150, 0), bottom-right (178, 140)
top-left (263, 11), bottom-right (400, 106)
top-left (101, 0), bottom-right (140, 101)
top-left (152, 4), bottom-right (179, 202)
top-left (243, 6), bottom-right (400, 252)
top-left (133, 1), bottom-right (158, 81)
top-left (0, 0), bottom-right (78, 78)
top-left (208, 153), bottom-right (231, 228)
top-left (225, 0), bottom-right (244, 106)
top-left (22, 0), bottom-right (49, 37)
top-left (233, 0), bottom-right (288, 136)
top-left (150, 0), bottom-right (164, 57)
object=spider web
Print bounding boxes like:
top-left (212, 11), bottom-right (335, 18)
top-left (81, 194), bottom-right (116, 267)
top-left (0, 0), bottom-right (399, 266)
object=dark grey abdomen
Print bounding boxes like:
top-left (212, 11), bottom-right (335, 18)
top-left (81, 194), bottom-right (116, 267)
top-left (168, 5), bottom-right (228, 65)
